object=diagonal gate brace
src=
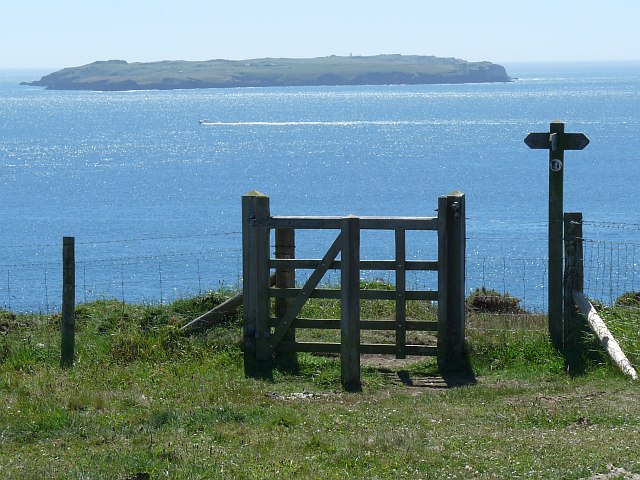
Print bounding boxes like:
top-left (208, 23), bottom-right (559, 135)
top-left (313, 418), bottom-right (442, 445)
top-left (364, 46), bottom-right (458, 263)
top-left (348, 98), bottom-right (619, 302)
top-left (269, 232), bottom-right (343, 352)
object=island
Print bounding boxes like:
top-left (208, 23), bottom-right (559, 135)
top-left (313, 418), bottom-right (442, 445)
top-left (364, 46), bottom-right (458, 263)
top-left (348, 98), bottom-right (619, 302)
top-left (22, 54), bottom-right (512, 91)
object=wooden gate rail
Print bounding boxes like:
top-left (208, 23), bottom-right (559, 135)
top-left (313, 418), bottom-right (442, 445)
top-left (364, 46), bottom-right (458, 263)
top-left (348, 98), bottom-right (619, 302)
top-left (265, 216), bottom-right (439, 230)
top-left (242, 190), bottom-right (466, 388)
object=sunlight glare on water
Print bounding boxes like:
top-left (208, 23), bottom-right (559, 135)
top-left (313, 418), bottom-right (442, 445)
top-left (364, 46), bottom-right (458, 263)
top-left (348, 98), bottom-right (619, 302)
top-left (1, 62), bottom-right (639, 311)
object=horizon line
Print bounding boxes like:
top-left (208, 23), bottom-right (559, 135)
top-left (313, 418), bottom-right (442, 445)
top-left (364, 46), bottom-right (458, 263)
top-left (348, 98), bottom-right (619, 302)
top-left (2, 57), bottom-right (640, 71)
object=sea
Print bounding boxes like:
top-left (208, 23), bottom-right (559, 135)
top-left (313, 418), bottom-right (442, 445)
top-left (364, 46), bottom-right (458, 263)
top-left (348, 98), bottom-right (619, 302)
top-left (1, 61), bottom-right (639, 313)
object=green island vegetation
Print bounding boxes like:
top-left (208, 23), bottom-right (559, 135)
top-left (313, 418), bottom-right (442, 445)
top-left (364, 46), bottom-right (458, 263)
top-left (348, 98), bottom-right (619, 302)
top-left (22, 54), bottom-right (512, 91)
top-left (1, 285), bottom-right (639, 479)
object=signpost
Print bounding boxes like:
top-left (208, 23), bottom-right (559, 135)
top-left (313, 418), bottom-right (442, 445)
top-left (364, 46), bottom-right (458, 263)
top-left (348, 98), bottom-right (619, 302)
top-left (525, 121), bottom-right (589, 349)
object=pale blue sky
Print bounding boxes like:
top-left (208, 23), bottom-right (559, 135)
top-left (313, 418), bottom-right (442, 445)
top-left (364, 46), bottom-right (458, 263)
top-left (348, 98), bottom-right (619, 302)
top-left (2, 0), bottom-right (638, 69)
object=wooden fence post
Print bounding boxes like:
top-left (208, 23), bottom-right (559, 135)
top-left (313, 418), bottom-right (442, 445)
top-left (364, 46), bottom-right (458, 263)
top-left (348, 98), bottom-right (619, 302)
top-left (564, 212), bottom-right (584, 368)
top-left (242, 191), bottom-right (271, 377)
top-left (341, 216), bottom-right (361, 391)
top-left (275, 227), bottom-right (297, 364)
top-left (61, 236), bottom-right (75, 368)
top-left (437, 192), bottom-right (466, 372)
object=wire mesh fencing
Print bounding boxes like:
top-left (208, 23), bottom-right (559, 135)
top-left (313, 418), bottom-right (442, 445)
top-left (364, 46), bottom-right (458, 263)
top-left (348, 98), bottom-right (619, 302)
top-left (1, 225), bottom-right (551, 315)
top-left (0, 218), bottom-right (638, 363)
top-left (1, 232), bottom-right (243, 314)
top-left (578, 220), bottom-right (640, 370)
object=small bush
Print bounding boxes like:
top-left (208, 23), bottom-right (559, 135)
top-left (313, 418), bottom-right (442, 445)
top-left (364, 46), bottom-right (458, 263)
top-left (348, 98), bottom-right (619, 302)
top-left (615, 291), bottom-right (640, 307)
top-left (169, 291), bottom-right (232, 318)
top-left (0, 310), bottom-right (17, 333)
top-left (466, 287), bottom-right (525, 314)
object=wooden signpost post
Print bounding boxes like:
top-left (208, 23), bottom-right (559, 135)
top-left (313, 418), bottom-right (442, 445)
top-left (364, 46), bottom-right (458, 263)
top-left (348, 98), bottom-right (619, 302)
top-left (525, 121), bottom-right (589, 349)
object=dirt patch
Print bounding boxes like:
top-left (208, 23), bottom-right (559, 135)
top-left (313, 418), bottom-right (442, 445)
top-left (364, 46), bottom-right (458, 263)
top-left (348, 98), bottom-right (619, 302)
top-left (265, 391), bottom-right (331, 401)
top-left (360, 354), bottom-right (429, 370)
top-left (584, 466), bottom-right (640, 479)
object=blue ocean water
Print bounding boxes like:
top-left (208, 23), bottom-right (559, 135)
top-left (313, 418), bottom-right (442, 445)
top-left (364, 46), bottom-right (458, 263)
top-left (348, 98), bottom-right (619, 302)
top-left (1, 62), bottom-right (639, 312)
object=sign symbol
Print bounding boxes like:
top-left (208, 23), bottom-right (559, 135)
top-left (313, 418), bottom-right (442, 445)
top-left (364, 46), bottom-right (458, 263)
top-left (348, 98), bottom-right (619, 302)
top-left (550, 159), bottom-right (563, 172)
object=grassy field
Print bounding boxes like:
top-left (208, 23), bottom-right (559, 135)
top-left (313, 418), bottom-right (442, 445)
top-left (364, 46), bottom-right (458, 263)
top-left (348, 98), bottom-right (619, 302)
top-left (1, 291), bottom-right (639, 479)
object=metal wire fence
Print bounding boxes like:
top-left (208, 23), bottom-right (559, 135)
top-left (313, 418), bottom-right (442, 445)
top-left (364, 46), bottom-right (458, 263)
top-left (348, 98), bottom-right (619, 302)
top-left (1, 232), bottom-right (243, 314)
top-left (579, 220), bottom-right (640, 370)
top-left (1, 222), bottom-right (549, 314)
top-left (0, 218), bottom-right (638, 343)
top-left (0, 229), bottom-right (563, 316)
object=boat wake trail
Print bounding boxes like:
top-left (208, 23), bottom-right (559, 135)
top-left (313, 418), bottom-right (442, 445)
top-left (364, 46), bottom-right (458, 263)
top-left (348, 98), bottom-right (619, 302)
top-left (199, 120), bottom-right (429, 127)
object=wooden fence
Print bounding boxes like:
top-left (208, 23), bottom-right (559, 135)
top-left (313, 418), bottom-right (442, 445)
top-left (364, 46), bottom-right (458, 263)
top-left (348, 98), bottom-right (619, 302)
top-left (241, 191), bottom-right (466, 389)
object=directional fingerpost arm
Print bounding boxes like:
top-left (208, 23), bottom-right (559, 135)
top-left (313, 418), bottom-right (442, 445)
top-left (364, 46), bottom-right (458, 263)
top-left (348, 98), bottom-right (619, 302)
top-left (525, 132), bottom-right (590, 151)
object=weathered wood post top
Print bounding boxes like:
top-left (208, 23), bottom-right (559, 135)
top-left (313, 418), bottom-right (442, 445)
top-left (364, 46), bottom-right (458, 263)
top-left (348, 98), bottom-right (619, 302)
top-left (524, 121), bottom-right (589, 349)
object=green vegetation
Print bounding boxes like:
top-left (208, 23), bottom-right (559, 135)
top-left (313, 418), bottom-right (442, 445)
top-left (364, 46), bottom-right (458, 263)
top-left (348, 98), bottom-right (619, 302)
top-left (22, 54), bottom-right (512, 91)
top-left (466, 286), bottom-right (526, 314)
top-left (1, 289), bottom-right (638, 479)
top-left (597, 292), bottom-right (640, 369)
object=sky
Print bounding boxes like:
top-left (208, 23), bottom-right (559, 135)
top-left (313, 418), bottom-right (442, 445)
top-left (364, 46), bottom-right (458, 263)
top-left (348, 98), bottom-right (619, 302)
top-left (2, 0), bottom-right (638, 69)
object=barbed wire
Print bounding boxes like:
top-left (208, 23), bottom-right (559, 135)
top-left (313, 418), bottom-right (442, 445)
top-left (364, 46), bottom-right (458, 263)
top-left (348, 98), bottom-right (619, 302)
top-left (583, 220), bottom-right (640, 231)
top-left (0, 230), bottom-right (242, 250)
top-left (581, 237), bottom-right (640, 248)
top-left (1, 247), bottom-right (244, 313)
top-left (0, 247), bottom-right (243, 269)
top-left (77, 231), bottom-right (242, 245)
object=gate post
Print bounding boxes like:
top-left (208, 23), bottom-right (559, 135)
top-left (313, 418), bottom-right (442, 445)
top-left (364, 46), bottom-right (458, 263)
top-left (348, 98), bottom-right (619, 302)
top-left (61, 236), bottom-right (75, 368)
top-left (242, 191), bottom-right (272, 377)
top-left (564, 212), bottom-right (584, 369)
top-left (341, 216), bottom-right (361, 391)
top-left (437, 191), bottom-right (466, 372)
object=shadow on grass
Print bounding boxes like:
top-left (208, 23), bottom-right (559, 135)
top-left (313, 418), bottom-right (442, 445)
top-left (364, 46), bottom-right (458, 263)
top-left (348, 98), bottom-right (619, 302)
top-left (563, 334), bottom-right (609, 377)
top-left (437, 343), bottom-right (478, 387)
top-left (274, 352), bottom-right (301, 375)
top-left (377, 346), bottom-right (477, 389)
top-left (249, 348), bottom-right (478, 390)
top-left (244, 352), bottom-right (303, 381)
top-left (376, 367), bottom-right (476, 389)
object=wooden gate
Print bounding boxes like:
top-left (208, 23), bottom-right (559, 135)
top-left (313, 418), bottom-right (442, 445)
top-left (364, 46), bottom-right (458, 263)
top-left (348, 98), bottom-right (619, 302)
top-left (242, 191), bottom-right (465, 389)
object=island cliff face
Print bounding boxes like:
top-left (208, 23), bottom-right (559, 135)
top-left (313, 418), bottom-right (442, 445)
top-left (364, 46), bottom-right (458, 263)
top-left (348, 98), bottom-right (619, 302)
top-left (23, 55), bottom-right (512, 91)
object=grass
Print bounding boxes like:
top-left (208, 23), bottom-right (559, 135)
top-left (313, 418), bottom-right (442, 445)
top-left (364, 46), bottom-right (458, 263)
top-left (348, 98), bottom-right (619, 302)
top-left (1, 291), bottom-right (639, 479)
